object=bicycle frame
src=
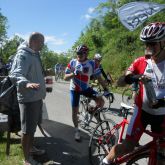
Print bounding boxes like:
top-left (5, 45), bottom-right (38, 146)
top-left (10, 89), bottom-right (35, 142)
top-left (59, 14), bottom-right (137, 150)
top-left (118, 118), bottom-right (129, 143)
top-left (98, 117), bottom-right (129, 146)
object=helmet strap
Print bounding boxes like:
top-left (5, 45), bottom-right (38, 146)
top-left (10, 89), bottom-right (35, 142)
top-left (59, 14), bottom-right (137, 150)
top-left (152, 42), bottom-right (165, 61)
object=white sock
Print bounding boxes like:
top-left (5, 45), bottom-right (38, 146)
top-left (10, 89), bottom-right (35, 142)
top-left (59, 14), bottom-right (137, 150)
top-left (103, 157), bottom-right (110, 164)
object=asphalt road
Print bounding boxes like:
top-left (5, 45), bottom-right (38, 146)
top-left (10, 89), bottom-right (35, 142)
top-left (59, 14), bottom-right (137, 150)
top-left (34, 79), bottom-right (149, 165)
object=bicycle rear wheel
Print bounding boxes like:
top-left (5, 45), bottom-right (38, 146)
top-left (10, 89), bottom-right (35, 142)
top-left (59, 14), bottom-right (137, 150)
top-left (89, 119), bottom-right (119, 165)
top-left (126, 152), bottom-right (149, 165)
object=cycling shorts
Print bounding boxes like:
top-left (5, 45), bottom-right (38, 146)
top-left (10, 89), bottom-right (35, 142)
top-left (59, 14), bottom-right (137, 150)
top-left (126, 106), bottom-right (165, 142)
top-left (70, 87), bottom-right (98, 107)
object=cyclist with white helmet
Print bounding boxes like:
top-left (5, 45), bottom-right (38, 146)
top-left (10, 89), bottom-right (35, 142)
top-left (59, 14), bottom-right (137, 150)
top-left (93, 53), bottom-right (112, 85)
top-left (64, 45), bottom-right (108, 141)
top-left (101, 22), bottom-right (165, 165)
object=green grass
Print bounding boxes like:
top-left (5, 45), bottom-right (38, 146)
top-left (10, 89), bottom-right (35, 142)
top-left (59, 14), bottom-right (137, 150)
top-left (0, 132), bottom-right (24, 165)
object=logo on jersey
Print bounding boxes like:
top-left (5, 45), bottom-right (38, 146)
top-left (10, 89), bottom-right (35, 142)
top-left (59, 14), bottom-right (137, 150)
top-left (83, 67), bottom-right (89, 73)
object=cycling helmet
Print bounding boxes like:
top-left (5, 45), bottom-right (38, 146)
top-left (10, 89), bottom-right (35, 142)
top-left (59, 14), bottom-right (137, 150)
top-left (94, 53), bottom-right (102, 61)
top-left (140, 22), bottom-right (165, 42)
top-left (75, 45), bottom-right (89, 55)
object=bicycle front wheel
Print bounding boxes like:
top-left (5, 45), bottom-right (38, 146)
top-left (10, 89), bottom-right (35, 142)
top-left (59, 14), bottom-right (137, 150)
top-left (126, 152), bottom-right (149, 165)
top-left (78, 96), bottom-right (89, 129)
top-left (89, 119), bottom-right (119, 165)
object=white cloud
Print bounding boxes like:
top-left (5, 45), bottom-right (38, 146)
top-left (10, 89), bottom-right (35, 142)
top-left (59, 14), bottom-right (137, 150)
top-left (88, 7), bottom-right (95, 14)
top-left (83, 14), bottom-right (92, 20)
top-left (82, 7), bottom-right (96, 20)
top-left (45, 35), bottom-right (65, 46)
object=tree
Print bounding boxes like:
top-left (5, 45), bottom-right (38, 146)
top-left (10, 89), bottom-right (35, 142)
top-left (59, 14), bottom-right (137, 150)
top-left (0, 10), bottom-right (8, 59)
top-left (2, 35), bottom-right (24, 62)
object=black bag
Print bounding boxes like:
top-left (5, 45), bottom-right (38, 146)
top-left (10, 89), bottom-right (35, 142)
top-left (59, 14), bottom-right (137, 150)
top-left (0, 77), bottom-right (21, 132)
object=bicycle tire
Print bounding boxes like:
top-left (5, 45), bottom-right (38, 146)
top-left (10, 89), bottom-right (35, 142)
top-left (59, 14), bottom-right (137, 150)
top-left (89, 119), bottom-right (119, 165)
top-left (79, 106), bottom-right (108, 134)
top-left (126, 152), bottom-right (149, 165)
top-left (122, 87), bottom-right (134, 106)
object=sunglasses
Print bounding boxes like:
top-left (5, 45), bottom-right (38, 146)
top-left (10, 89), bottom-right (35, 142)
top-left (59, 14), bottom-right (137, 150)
top-left (95, 59), bottom-right (101, 62)
top-left (145, 42), bottom-right (158, 47)
top-left (77, 52), bottom-right (86, 56)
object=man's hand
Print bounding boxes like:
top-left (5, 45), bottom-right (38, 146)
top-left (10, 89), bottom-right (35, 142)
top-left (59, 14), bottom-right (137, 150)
top-left (139, 75), bottom-right (151, 83)
top-left (26, 83), bottom-right (40, 89)
top-left (103, 90), bottom-right (110, 97)
top-left (107, 78), bottom-right (112, 84)
top-left (74, 65), bottom-right (83, 75)
top-left (74, 69), bottom-right (82, 75)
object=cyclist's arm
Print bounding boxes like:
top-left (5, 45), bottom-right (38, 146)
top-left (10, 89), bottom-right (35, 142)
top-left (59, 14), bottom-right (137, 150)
top-left (117, 70), bottom-right (132, 87)
top-left (64, 72), bottom-right (75, 81)
top-left (100, 66), bottom-right (108, 80)
top-left (97, 75), bottom-right (109, 91)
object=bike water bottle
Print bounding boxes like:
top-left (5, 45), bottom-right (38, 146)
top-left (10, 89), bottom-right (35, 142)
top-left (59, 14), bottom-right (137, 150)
top-left (45, 76), bottom-right (53, 92)
top-left (143, 79), bottom-right (158, 106)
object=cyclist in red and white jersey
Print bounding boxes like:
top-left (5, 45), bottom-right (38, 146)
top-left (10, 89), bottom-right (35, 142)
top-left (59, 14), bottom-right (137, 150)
top-left (64, 45), bottom-right (109, 141)
top-left (101, 22), bottom-right (165, 165)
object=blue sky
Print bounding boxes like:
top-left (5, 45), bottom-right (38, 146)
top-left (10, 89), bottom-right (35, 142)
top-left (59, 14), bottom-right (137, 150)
top-left (0, 0), bottom-right (106, 53)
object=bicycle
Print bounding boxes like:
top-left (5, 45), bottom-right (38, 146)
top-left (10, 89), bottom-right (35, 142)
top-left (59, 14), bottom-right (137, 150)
top-left (89, 101), bottom-right (165, 165)
top-left (78, 92), bottom-right (113, 134)
top-left (89, 101), bottom-right (133, 165)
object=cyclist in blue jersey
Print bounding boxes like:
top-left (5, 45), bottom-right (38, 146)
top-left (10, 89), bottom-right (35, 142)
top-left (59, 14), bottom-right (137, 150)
top-left (64, 45), bottom-right (109, 141)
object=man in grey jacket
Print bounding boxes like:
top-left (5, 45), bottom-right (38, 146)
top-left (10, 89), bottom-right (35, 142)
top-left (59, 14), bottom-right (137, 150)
top-left (10, 32), bottom-right (46, 165)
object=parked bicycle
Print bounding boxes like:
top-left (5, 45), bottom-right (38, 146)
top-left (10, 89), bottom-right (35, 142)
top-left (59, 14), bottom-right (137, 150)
top-left (89, 101), bottom-right (133, 165)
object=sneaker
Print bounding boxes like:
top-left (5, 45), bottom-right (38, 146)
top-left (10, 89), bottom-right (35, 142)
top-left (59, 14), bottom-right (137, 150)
top-left (23, 157), bottom-right (42, 165)
top-left (30, 146), bottom-right (45, 156)
top-left (75, 130), bottom-right (81, 141)
top-left (100, 159), bottom-right (113, 165)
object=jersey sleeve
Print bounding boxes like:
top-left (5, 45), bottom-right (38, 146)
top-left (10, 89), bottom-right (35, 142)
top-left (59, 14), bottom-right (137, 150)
top-left (91, 60), bottom-right (101, 77)
top-left (65, 59), bottom-right (75, 74)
